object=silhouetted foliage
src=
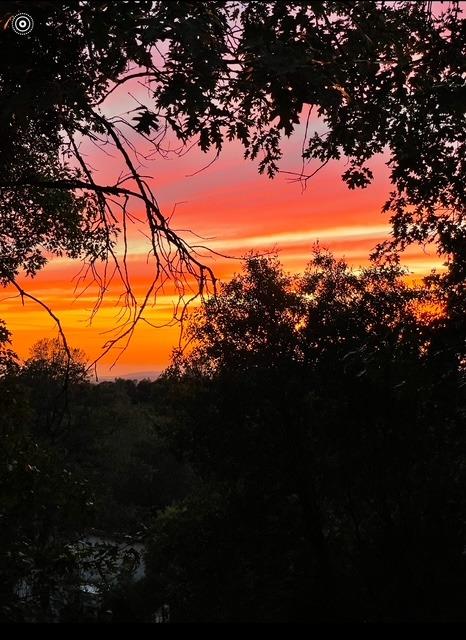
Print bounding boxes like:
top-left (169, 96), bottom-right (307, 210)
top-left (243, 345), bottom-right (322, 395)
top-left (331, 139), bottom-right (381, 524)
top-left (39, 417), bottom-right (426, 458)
top-left (145, 251), bottom-right (465, 622)
top-left (0, 337), bottom-right (192, 621)
top-left (0, 0), bottom-right (465, 623)
top-left (0, 250), bottom-right (464, 622)
top-left (0, 1), bottom-right (465, 355)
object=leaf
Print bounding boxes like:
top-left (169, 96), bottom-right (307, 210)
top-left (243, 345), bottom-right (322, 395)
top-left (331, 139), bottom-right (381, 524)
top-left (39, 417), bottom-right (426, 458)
top-left (132, 108), bottom-right (159, 135)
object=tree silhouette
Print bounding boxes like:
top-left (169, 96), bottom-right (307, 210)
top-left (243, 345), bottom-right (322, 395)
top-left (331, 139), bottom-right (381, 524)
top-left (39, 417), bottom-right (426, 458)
top-left (0, 321), bottom-right (18, 377)
top-left (0, 1), bottom-right (464, 359)
top-left (17, 338), bottom-right (88, 437)
top-left (147, 250), bottom-right (465, 622)
top-left (24, 338), bottom-right (87, 384)
top-left (1, 2), bottom-right (465, 621)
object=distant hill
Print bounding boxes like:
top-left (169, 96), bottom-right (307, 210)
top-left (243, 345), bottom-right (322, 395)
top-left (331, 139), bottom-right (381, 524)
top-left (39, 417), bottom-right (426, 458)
top-left (98, 370), bottom-right (162, 382)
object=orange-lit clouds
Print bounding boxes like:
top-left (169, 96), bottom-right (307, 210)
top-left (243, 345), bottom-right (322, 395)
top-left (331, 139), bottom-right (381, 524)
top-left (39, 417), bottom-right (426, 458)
top-left (1, 102), bottom-right (444, 377)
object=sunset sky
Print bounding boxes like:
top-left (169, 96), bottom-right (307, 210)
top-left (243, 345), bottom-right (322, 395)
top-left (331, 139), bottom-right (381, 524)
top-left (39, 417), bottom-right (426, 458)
top-left (1, 91), bottom-right (444, 378)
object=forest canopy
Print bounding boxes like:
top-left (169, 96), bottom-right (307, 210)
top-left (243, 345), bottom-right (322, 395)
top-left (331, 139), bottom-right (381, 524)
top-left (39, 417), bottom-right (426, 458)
top-left (0, 0), bottom-right (465, 361)
top-left (0, 0), bottom-right (465, 624)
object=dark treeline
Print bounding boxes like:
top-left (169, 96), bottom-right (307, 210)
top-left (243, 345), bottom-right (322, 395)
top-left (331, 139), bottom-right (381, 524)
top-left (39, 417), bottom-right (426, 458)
top-left (1, 0), bottom-right (466, 623)
top-left (1, 248), bottom-right (464, 622)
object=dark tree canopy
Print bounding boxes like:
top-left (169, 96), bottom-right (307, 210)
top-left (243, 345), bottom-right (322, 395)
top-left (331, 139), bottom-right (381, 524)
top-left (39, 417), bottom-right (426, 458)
top-left (149, 251), bottom-right (465, 622)
top-left (0, 1), bottom-right (465, 361)
top-left (23, 338), bottom-right (87, 384)
top-left (1, 3), bottom-right (465, 621)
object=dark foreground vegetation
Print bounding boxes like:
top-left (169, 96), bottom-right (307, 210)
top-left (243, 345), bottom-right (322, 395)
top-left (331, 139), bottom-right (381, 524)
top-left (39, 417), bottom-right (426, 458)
top-left (1, 249), bottom-right (464, 622)
top-left (1, 0), bottom-right (466, 623)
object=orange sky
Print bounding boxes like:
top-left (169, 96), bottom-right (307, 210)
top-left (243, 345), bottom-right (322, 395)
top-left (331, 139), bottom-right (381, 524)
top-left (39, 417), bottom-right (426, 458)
top-left (1, 94), bottom-right (444, 378)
